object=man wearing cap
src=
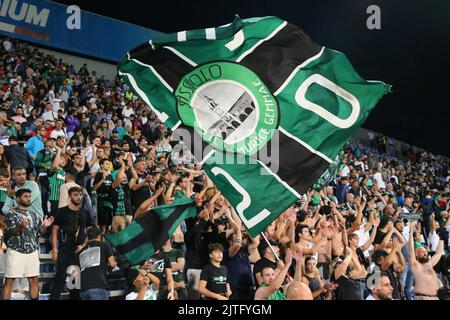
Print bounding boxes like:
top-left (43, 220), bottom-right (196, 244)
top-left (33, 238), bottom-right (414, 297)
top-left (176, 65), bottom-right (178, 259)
top-left (109, 128), bottom-right (123, 152)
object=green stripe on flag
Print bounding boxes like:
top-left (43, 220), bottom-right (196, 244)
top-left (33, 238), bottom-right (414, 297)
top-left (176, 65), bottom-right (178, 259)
top-left (106, 221), bottom-right (144, 247)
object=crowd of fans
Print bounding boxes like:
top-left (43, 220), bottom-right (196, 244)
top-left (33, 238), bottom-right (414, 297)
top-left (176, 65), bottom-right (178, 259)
top-left (0, 37), bottom-right (449, 300)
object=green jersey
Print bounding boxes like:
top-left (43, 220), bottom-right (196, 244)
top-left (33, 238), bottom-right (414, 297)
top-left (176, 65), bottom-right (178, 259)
top-left (48, 168), bottom-right (65, 201)
top-left (259, 284), bottom-right (286, 300)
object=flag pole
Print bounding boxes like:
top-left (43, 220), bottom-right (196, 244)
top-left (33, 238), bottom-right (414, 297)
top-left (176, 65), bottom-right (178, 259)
top-left (260, 232), bottom-right (281, 262)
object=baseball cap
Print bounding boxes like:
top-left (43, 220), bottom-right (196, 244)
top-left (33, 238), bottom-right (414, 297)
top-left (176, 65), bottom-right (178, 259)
top-left (112, 128), bottom-right (119, 134)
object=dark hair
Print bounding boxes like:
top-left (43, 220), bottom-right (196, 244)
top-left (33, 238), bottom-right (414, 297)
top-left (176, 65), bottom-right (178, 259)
top-left (68, 186), bottom-right (83, 195)
top-left (348, 233), bottom-right (359, 241)
top-left (208, 242), bottom-right (224, 254)
top-left (99, 158), bottom-right (110, 167)
top-left (296, 210), bottom-right (307, 223)
top-left (261, 266), bottom-right (275, 275)
top-left (65, 166), bottom-right (78, 180)
top-left (437, 287), bottom-right (450, 300)
top-left (379, 215), bottom-right (393, 229)
top-left (305, 256), bottom-right (316, 265)
top-left (295, 224), bottom-right (309, 243)
top-left (87, 226), bottom-right (102, 240)
top-left (372, 249), bottom-right (388, 264)
top-left (15, 188), bottom-right (31, 198)
top-left (13, 167), bottom-right (26, 174)
top-left (0, 168), bottom-right (9, 178)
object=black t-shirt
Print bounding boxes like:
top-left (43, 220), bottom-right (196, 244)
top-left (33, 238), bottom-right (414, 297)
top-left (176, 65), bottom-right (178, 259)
top-left (382, 265), bottom-right (401, 300)
top-left (200, 263), bottom-right (228, 296)
top-left (93, 172), bottom-right (113, 200)
top-left (131, 173), bottom-right (152, 210)
top-left (374, 230), bottom-right (388, 245)
top-left (334, 275), bottom-right (363, 300)
top-left (147, 251), bottom-right (172, 288)
top-left (253, 257), bottom-right (277, 287)
top-left (75, 163), bottom-right (90, 189)
top-left (54, 206), bottom-right (89, 247)
top-left (164, 248), bottom-right (185, 283)
top-left (110, 138), bottom-right (123, 149)
top-left (77, 240), bottom-right (114, 291)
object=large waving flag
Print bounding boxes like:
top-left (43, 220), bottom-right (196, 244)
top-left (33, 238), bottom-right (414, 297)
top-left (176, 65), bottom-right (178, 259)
top-left (118, 16), bottom-right (391, 237)
top-left (106, 191), bottom-right (196, 265)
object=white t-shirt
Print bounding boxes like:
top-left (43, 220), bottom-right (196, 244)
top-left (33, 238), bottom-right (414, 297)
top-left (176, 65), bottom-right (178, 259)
top-left (48, 90), bottom-right (55, 102)
top-left (51, 129), bottom-right (67, 139)
top-left (373, 172), bottom-right (386, 189)
top-left (52, 98), bottom-right (63, 112)
top-left (355, 224), bottom-right (371, 257)
top-left (42, 110), bottom-right (57, 122)
top-left (125, 286), bottom-right (158, 300)
top-left (428, 231), bottom-right (440, 252)
top-left (122, 107), bottom-right (134, 119)
top-left (340, 165), bottom-right (350, 177)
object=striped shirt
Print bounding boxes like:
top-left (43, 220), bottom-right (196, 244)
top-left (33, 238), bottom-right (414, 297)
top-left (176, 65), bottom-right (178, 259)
top-left (0, 187), bottom-right (7, 203)
top-left (48, 168), bottom-right (66, 201)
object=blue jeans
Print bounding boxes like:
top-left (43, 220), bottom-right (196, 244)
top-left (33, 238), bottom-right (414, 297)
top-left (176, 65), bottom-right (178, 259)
top-left (401, 264), bottom-right (414, 300)
top-left (80, 289), bottom-right (109, 300)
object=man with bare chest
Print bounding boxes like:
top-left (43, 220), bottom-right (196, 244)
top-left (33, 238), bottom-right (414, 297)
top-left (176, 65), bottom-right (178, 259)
top-left (408, 221), bottom-right (444, 300)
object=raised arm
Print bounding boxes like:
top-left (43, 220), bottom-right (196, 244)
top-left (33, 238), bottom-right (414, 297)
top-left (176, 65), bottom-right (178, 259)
top-left (430, 240), bottom-right (444, 267)
top-left (255, 249), bottom-right (293, 300)
top-left (360, 220), bottom-right (379, 252)
top-left (408, 221), bottom-right (418, 267)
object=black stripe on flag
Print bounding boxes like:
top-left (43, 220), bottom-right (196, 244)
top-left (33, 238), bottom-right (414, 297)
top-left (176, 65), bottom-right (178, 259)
top-left (129, 44), bottom-right (194, 90)
top-left (257, 130), bottom-right (330, 196)
top-left (114, 203), bottom-right (192, 258)
top-left (239, 22), bottom-right (321, 93)
top-left (240, 22), bottom-right (329, 196)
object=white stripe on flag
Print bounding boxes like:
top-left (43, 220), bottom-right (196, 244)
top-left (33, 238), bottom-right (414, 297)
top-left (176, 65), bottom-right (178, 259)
top-left (257, 160), bottom-right (302, 199)
top-left (236, 21), bottom-right (288, 62)
top-left (279, 127), bottom-right (332, 163)
top-left (172, 121), bottom-right (182, 131)
top-left (119, 71), bottom-right (169, 124)
top-left (162, 46), bottom-right (197, 67)
top-left (127, 53), bottom-right (173, 92)
top-left (177, 31), bottom-right (187, 42)
top-left (273, 47), bottom-right (325, 96)
top-left (205, 28), bottom-right (216, 40)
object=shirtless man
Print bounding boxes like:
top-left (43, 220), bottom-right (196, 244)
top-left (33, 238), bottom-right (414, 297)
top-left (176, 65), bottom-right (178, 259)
top-left (408, 220), bottom-right (444, 300)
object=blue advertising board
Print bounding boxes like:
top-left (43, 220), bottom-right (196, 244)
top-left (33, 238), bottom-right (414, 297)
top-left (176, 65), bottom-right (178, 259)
top-left (0, 0), bottom-right (162, 62)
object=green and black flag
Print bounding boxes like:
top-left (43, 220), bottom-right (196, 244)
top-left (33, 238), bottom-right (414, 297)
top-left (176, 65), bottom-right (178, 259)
top-left (118, 16), bottom-right (391, 237)
top-left (106, 191), bottom-right (196, 265)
